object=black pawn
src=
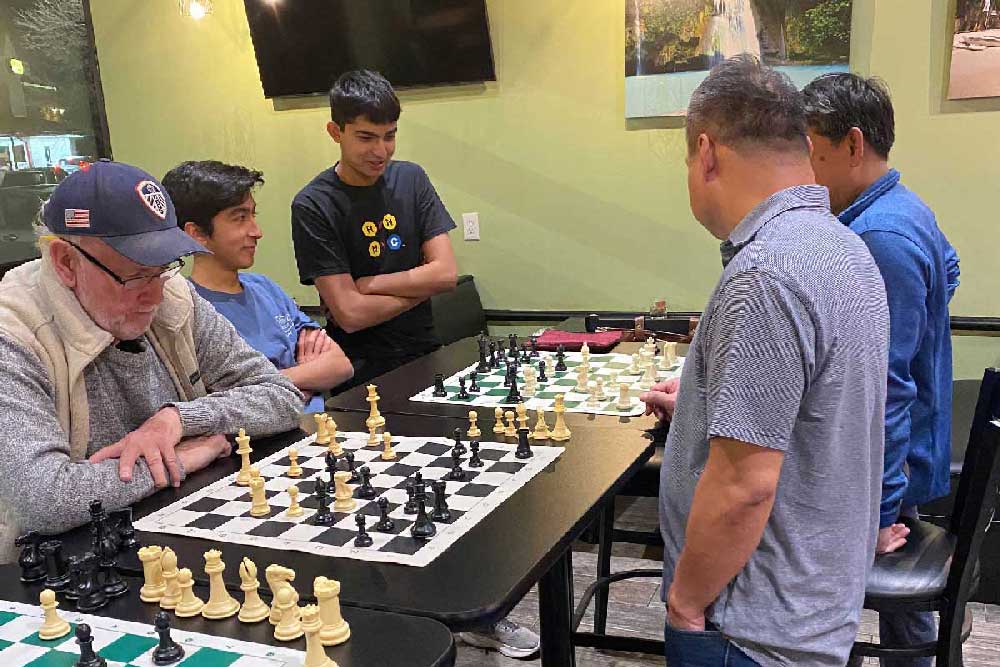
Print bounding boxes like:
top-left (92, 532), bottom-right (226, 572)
top-left (40, 540), bottom-right (70, 592)
top-left (75, 624), bottom-right (107, 667)
top-left (432, 372), bottom-right (447, 397)
top-left (468, 440), bottom-right (484, 468)
top-left (521, 343), bottom-right (530, 363)
top-left (344, 451), bottom-right (359, 483)
top-left (152, 611), bottom-right (185, 665)
top-left (431, 480), bottom-right (452, 523)
top-left (530, 335), bottom-right (540, 357)
top-left (452, 427), bottom-right (467, 456)
top-left (403, 484), bottom-right (419, 515)
top-left (555, 345), bottom-right (567, 372)
top-left (456, 376), bottom-right (470, 400)
top-left (515, 428), bottom-right (533, 459)
top-left (468, 372), bottom-right (480, 393)
top-left (356, 466), bottom-right (376, 500)
top-left (504, 368), bottom-right (522, 405)
top-left (101, 559), bottom-right (129, 598)
top-left (374, 497), bottom-right (395, 532)
top-left (15, 531), bottom-right (45, 583)
top-left (448, 448), bottom-right (466, 481)
top-left (538, 359), bottom-right (549, 383)
top-left (325, 450), bottom-right (338, 478)
top-left (354, 513), bottom-right (374, 547)
top-left (409, 495), bottom-right (437, 540)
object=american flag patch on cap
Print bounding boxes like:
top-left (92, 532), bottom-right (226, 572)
top-left (64, 209), bottom-right (90, 228)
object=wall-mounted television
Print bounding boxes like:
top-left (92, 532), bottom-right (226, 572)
top-left (243, 0), bottom-right (497, 98)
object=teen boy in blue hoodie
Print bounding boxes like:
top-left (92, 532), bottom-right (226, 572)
top-left (804, 73), bottom-right (960, 667)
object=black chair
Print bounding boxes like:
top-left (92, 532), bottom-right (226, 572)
top-left (430, 275), bottom-right (486, 346)
top-left (850, 367), bottom-right (1000, 665)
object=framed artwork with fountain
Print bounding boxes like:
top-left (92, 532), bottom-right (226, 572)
top-left (625, 0), bottom-right (853, 117)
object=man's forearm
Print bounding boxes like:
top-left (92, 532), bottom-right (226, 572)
top-left (670, 468), bottom-right (776, 613)
top-left (328, 292), bottom-right (422, 333)
top-left (282, 350), bottom-right (354, 392)
top-left (358, 262), bottom-right (456, 300)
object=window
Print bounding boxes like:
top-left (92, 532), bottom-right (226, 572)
top-left (0, 0), bottom-right (111, 270)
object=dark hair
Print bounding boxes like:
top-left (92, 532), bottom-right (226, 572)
top-left (802, 73), bottom-right (895, 158)
top-left (329, 70), bottom-right (401, 128)
top-left (161, 161), bottom-right (264, 236)
top-left (686, 55), bottom-right (808, 155)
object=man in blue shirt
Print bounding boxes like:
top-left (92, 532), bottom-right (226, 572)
top-left (804, 73), bottom-right (961, 667)
top-left (163, 161), bottom-right (354, 413)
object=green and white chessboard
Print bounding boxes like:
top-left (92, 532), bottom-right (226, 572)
top-left (409, 351), bottom-right (684, 417)
top-left (0, 600), bottom-right (303, 667)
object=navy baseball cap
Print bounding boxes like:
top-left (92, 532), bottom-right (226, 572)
top-left (42, 160), bottom-right (208, 266)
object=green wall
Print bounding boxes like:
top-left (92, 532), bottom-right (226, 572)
top-left (89, 0), bottom-right (998, 368)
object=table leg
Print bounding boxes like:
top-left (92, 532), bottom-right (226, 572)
top-left (539, 549), bottom-right (576, 667)
top-left (594, 501), bottom-right (614, 634)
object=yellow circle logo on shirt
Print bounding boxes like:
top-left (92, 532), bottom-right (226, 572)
top-left (361, 221), bottom-right (378, 237)
top-left (382, 214), bottom-right (397, 231)
top-left (368, 241), bottom-right (381, 258)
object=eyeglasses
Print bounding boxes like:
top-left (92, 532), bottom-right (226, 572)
top-left (64, 240), bottom-right (184, 291)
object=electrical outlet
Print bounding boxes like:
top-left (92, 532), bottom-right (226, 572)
top-left (462, 212), bottom-right (480, 241)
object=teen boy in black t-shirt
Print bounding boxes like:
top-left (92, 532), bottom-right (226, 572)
top-left (291, 70), bottom-right (457, 387)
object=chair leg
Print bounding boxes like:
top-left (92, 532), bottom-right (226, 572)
top-left (594, 500), bottom-right (615, 634)
top-left (936, 603), bottom-right (966, 667)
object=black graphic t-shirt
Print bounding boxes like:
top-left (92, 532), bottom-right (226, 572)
top-left (291, 160), bottom-right (456, 362)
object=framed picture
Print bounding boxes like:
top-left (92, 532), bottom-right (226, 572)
top-left (625, 0), bottom-right (852, 117)
top-left (948, 0), bottom-right (1000, 100)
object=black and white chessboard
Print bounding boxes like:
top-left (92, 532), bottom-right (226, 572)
top-left (134, 432), bottom-right (562, 567)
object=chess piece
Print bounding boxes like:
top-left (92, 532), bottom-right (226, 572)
top-left (554, 345), bottom-right (567, 372)
top-left (403, 484), bottom-right (418, 515)
top-left (15, 531), bottom-right (46, 583)
top-left (469, 372), bottom-right (480, 393)
top-left (467, 410), bottom-right (481, 439)
top-left (521, 343), bottom-right (531, 363)
top-left (594, 376), bottom-right (606, 400)
top-left (456, 376), bottom-right (470, 400)
top-left (75, 624), bottom-right (108, 667)
top-left (374, 496), bottom-right (395, 531)
top-left (448, 447), bottom-right (466, 481)
top-left (409, 494), bottom-right (436, 540)
top-left (476, 336), bottom-right (491, 374)
top-left (273, 586), bottom-right (304, 641)
top-left (365, 384), bottom-right (385, 445)
top-left (640, 360), bottom-right (656, 391)
top-left (493, 407), bottom-right (505, 434)
top-left (660, 341), bottom-right (678, 369)
top-left (468, 440), bottom-right (484, 467)
top-left (381, 431), bottom-right (396, 460)
top-left (249, 467), bottom-right (270, 517)
top-left (580, 341), bottom-right (590, 363)
top-left (238, 557), bottom-right (270, 623)
top-left (616, 382), bottom-right (631, 410)
top-left (40, 540), bottom-right (70, 592)
top-left (327, 416), bottom-right (343, 455)
top-left (312, 477), bottom-right (335, 526)
top-left (235, 428), bottom-right (253, 486)
top-left (202, 549), bottom-right (239, 619)
top-left (159, 548), bottom-right (181, 609)
top-left (353, 513), bottom-right (373, 547)
top-left (152, 611), bottom-right (185, 665)
top-left (286, 485), bottom-right (304, 517)
top-left (550, 394), bottom-right (572, 442)
top-left (532, 409), bottom-right (551, 440)
top-left (314, 576), bottom-right (351, 646)
top-left (629, 352), bottom-right (640, 374)
top-left (356, 466), bottom-right (376, 500)
top-left (586, 381), bottom-right (600, 408)
top-left (432, 372), bottom-right (447, 397)
top-left (333, 471), bottom-right (357, 512)
top-left (515, 402), bottom-right (529, 431)
top-left (38, 588), bottom-right (71, 640)
top-left (452, 427), bottom-right (467, 456)
top-left (314, 413), bottom-right (330, 445)
top-left (608, 370), bottom-right (619, 388)
top-left (503, 366), bottom-right (521, 404)
top-left (288, 448), bottom-right (303, 477)
top-left (508, 333), bottom-right (519, 357)
top-left (516, 428), bottom-right (533, 459)
top-left (266, 564), bottom-right (298, 625)
top-left (174, 568), bottom-right (205, 618)
top-left (504, 410), bottom-right (517, 437)
top-left (74, 553), bottom-right (108, 613)
top-left (138, 545), bottom-right (166, 602)
top-left (302, 604), bottom-right (337, 667)
top-left (343, 450), bottom-right (360, 483)
top-left (575, 365), bottom-right (589, 392)
top-left (538, 358), bottom-right (549, 383)
top-left (431, 479), bottom-right (452, 522)
top-left (530, 335), bottom-right (540, 357)
top-left (110, 508), bottom-right (140, 554)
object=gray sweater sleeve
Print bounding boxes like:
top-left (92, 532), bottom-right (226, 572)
top-left (172, 284), bottom-right (304, 438)
top-left (0, 337), bottom-right (158, 534)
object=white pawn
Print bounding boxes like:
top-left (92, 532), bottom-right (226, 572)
top-left (575, 365), bottom-right (589, 392)
top-left (532, 409), bottom-right (551, 441)
top-left (286, 485), bottom-right (304, 518)
top-left (640, 361), bottom-right (656, 391)
top-left (175, 567), bottom-right (205, 618)
top-left (594, 376), bottom-right (606, 400)
top-left (580, 342), bottom-right (590, 364)
top-left (381, 432), bottom-right (396, 461)
top-left (315, 576), bottom-right (351, 646)
top-left (302, 604), bottom-right (337, 667)
top-left (467, 411), bottom-right (481, 439)
top-left (616, 382), bottom-right (631, 411)
top-left (504, 410), bottom-right (517, 437)
top-left (629, 352), bottom-right (640, 375)
top-left (288, 448), bottom-right (303, 478)
top-left (273, 587), bottom-right (303, 641)
top-left (493, 407), bottom-right (505, 435)
top-left (202, 549), bottom-right (240, 619)
top-left (249, 467), bottom-right (270, 518)
top-left (159, 548), bottom-right (181, 610)
top-left (38, 589), bottom-right (70, 640)
top-left (586, 381), bottom-right (599, 408)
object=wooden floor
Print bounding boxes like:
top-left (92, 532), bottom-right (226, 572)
top-left (455, 497), bottom-right (1000, 666)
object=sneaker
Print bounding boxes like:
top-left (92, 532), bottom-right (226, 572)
top-left (459, 618), bottom-right (540, 659)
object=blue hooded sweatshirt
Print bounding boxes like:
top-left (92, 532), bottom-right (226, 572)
top-left (839, 169), bottom-right (960, 528)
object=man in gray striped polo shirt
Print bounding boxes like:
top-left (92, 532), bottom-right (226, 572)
top-left (651, 56), bottom-right (890, 667)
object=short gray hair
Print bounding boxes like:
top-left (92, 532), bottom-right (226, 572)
top-left (686, 55), bottom-right (808, 155)
top-left (34, 201), bottom-right (81, 252)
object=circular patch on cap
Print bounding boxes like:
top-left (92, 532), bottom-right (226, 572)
top-left (136, 180), bottom-right (168, 220)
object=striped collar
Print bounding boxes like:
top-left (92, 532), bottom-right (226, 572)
top-left (720, 185), bottom-right (829, 267)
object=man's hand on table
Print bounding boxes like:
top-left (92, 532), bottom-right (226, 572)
top-left (175, 434), bottom-right (232, 476)
top-left (90, 406), bottom-right (184, 488)
top-left (640, 377), bottom-right (681, 422)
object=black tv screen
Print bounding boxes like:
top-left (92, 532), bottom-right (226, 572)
top-left (243, 0), bottom-right (497, 98)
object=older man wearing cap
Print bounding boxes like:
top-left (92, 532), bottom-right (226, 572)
top-left (0, 160), bottom-right (303, 562)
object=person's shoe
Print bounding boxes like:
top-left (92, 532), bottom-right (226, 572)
top-left (459, 618), bottom-right (540, 659)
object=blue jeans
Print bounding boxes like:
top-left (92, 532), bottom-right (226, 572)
top-left (664, 623), bottom-right (761, 667)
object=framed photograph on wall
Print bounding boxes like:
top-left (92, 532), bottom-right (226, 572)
top-left (948, 1), bottom-right (1000, 100)
top-left (625, 0), bottom-right (853, 118)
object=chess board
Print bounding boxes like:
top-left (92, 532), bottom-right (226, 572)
top-left (0, 599), bottom-right (302, 667)
top-left (134, 432), bottom-right (563, 567)
top-left (409, 350), bottom-right (684, 417)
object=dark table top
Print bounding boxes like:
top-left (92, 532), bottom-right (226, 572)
top-left (324, 337), bottom-right (658, 430)
top-left (59, 412), bottom-right (654, 631)
top-left (0, 565), bottom-right (456, 667)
